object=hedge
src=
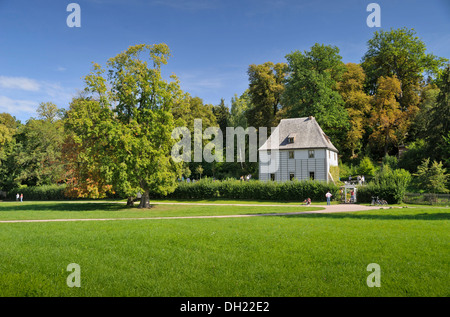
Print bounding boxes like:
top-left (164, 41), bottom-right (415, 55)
top-left (8, 184), bottom-right (67, 201)
top-left (6, 179), bottom-right (340, 203)
top-left (154, 179), bottom-right (339, 202)
top-left (356, 183), bottom-right (399, 204)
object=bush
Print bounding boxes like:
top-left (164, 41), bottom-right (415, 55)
top-left (357, 166), bottom-right (411, 204)
top-left (357, 156), bottom-right (376, 177)
top-left (156, 179), bottom-right (339, 202)
top-left (9, 184), bottom-right (67, 201)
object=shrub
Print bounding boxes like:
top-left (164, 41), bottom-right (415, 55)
top-left (357, 157), bottom-right (376, 177)
top-left (357, 166), bottom-right (412, 204)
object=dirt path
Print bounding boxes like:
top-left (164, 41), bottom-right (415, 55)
top-left (0, 203), bottom-right (386, 224)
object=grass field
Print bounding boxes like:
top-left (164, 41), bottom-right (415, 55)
top-left (0, 200), bottom-right (448, 297)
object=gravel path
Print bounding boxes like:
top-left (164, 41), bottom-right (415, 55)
top-left (0, 203), bottom-right (386, 224)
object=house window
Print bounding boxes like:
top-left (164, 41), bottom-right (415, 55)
top-left (289, 151), bottom-right (294, 159)
top-left (270, 173), bottom-right (275, 181)
top-left (289, 173), bottom-right (295, 181)
top-left (267, 150), bottom-right (271, 155)
top-left (309, 172), bottom-right (315, 180)
top-left (288, 137), bottom-right (294, 144)
top-left (308, 150), bottom-right (315, 158)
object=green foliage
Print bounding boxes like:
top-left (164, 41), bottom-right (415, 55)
top-left (13, 114), bottom-right (66, 186)
top-left (73, 43), bottom-right (184, 208)
top-left (426, 65), bottom-right (450, 164)
top-left (36, 102), bottom-right (62, 123)
top-left (443, 132), bottom-right (450, 167)
top-left (229, 91), bottom-right (250, 128)
top-left (362, 27), bottom-right (448, 107)
top-left (329, 165), bottom-right (340, 184)
top-left (246, 62), bottom-right (287, 129)
top-left (155, 178), bottom-right (339, 202)
top-left (283, 43), bottom-right (349, 149)
top-left (357, 156), bottom-right (376, 177)
top-left (398, 139), bottom-right (428, 172)
top-left (212, 98), bottom-right (230, 137)
top-left (338, 161), bottom-right (356, 180)
top-left (382, 154), bottom-right (398, 170)
top-left (357, 165), bottom-right (411, 203)
top-left (336, 63), bottom-right (372, 158)
top-left (413, 158), bottom-right (449, 193)
top-left (8, 184), bottom-right (67, 201)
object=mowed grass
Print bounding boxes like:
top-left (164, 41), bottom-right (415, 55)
top-left (0, 201), bottom-right (323, 221)
top-left (0, 201), bottom-right (448, 297)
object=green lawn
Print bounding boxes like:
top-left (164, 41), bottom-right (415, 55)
top-left (0, 201), bottom-right (323, 221)
top-left (0, 201), bottom-right (448, 297)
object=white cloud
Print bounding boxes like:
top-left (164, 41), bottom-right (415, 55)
top-left (0, 76), bottom-right (41, 92)
top-left (0, 75), bottom-right (79, 121)
top-left (0, 95), bottom-right (37, 115)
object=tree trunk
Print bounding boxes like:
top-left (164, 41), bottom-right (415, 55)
top-left (126, 196), bottom-right (134, 207)
top-left (138, 190), bottom-right (151, 209)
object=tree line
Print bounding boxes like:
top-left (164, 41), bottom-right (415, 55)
top-left (0, 28), bottom-right (449, 206)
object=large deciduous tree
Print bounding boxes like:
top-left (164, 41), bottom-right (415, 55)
top-left (362, 27), bottom-right (447, 110)
top-left (66, 44), bottom-right (184, 208)
top-left (246, 61), bottom-right (287, 130)
top-left (368, 75), bottom-right (409, 157)
top-left (282, 43), bottom-right (349, 149)
top-left (336, 63), bottom-right (372, 158)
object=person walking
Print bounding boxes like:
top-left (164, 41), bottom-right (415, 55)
top-left (16, 193), bottom-right (19, 201)
top-left (326, 191), bottom-right (332, 206)
top-left (20, 193), bottom-right (23, 202)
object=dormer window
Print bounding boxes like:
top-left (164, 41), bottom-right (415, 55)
top-left (287, 133), bottom-right (296, 144)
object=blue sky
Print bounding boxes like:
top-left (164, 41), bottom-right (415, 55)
top-left (0, 0), bottom-right (449, 122)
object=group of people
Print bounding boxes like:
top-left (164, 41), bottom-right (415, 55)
top-left (339, 188), bottom-right (356, 203)
top-left (15, 193), bottom-right (23, 202)
top-left (348, 175), bottom-right (365, 185)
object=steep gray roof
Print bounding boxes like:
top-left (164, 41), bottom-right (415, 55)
top-left (258, 117), bottom-right (338, 152)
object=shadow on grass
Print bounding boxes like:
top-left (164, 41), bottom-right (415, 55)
top-left (0, 202), bottom-right (128, 212)
top-left (279, 211), bottom-right (450, 221)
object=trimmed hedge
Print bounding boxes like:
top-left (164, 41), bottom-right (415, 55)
top-left (8, 184), bottom-right (67, 201)
top-left (356, 183), bottom-right (398, 204)
top-left (7, 179), bottom-right (340, 203)
top-left (154, 179), bottom-right (339, 202)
